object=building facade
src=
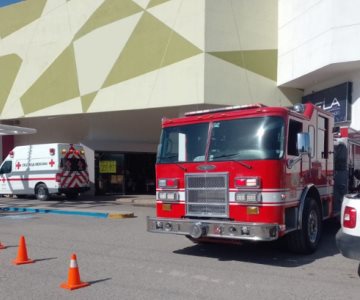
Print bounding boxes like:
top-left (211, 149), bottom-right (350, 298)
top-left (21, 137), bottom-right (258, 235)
top-left (278, 0), bottom-right (360, 131)
top-left (0, 0), bottom-right (311, 195)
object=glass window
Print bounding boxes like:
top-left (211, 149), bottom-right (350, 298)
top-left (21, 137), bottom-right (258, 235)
top-left (157, 123), bottom-right (209, 163)
top-left (0, 161), bottom-right (12, 174)
top-left (157, 117), bottom-right (284, 163)
top-left (309, 125), bottom-right (315, 158)
top-left (288, 120), bottom-right (303, 156)
top-left (209, 117), bottom-right (284, 161)
top-left (317, 116), bottom-right (329, 159)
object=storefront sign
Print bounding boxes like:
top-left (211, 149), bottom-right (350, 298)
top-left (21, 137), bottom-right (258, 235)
top-left (99, 160), bottom-right (116, 173)
top-left (302, 82), bottom-right (352, 124)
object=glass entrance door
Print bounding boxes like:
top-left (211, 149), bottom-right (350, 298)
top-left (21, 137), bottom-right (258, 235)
top-left (95, 151), bottom-right (156, 195)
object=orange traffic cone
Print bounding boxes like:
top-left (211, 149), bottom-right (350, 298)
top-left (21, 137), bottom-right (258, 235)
top-left (12, 235), bottom-right (34, 265)
top-left (60, 253), bottom-right (89, 290)
top-left (0, 240), bottom-right (6, 249)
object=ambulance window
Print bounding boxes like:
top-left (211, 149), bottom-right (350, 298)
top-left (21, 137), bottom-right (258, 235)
top-left (288, 120), bottom-right (303, 156)
top-left (0, 161), bottom-right (12, 174)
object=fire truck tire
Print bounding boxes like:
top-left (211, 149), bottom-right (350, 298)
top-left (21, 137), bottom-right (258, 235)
top-left (35, 183), bottom-right (50, 201)
top-left (287, 198), bottom-right (322, 254)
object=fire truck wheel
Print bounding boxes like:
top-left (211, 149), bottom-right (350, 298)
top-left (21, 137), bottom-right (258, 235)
top-left (35, 183), bottom-right (49, 201)
top-left (287, 198), bottom-right (322, 254)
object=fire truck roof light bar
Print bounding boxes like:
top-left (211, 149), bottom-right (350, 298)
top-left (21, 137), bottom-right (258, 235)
top-left (184, 103), bottom-right (266, 117)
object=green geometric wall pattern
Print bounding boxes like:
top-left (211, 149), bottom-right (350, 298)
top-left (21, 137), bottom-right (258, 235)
top-left (74, 0), bottom-right (143, 41)
top-left (0, 54), bottom-right (22, 114)
top-left (81, 92), bottom-right (97, 113)
top-left (210, 50), bottom-right (278, 81)
top-left (21, 45), bottom-right (80, 115)
top-left (103, 12), bottom-right (202, 88)
top-left (0, 0), bottom-right (46, 38)
top-left (0, 0), bottom-right (283, 118)
top-left (147, 0), bottom-right (170, 9)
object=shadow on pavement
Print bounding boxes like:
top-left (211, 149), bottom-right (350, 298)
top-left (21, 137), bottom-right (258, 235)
top-left (174, 219), bottom-right (341, 268)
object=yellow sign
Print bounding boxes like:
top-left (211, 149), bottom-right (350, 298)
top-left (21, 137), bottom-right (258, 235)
top-left (99, 160), bottom-right (116, 173)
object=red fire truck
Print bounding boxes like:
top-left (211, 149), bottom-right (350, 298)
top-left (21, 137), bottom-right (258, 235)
top-left (147, 103), bottom-right (360, 253)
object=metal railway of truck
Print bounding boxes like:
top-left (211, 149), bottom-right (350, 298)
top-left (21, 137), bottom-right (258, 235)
top-left (147, 103), bottom-right (360, 254)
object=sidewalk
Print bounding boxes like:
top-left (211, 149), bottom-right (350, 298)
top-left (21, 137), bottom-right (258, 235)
top-left (0, 194), bottom-right (156, 219)
top-left (114, 194), bottom-right (156, 206)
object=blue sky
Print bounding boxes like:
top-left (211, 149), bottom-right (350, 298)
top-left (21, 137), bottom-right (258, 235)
top-left (0, 0), bottom-right (23, 8)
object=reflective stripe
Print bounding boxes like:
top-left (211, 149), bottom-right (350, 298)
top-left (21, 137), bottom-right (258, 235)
top-left (156, 189), bottom-right (333, 205)
top-left (70, 259), bottom-right (77, 268)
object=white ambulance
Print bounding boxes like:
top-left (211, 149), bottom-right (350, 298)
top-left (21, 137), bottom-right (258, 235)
top-left (0, 143), bottom-right (90, 200)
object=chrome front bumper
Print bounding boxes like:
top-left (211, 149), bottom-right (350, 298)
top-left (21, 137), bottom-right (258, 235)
top-left (147, 217), bottom-right (279, 241)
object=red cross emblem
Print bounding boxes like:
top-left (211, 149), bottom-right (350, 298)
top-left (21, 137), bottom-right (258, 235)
top-left (49, 159), bottom-right (55, 167)
top-left (16, 162), bottom-right (21, 169)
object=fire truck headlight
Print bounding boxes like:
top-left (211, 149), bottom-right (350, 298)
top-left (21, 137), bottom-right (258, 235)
top-left (158, 191), bottom-right (179, 202)
top-left (159, 192), bottom-right (167, 200)
top-left (235, 193), bottom-right (246, 202)
top-left (235, 192), bottom-right (261, 203)
top-left (166, 192), bottom-right (177, 201)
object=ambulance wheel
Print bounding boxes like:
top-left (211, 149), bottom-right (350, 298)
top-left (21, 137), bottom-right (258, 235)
top-left (35, 183), bottom-right (49, 201)
top-left (287, 197), bottom-right (322, 254)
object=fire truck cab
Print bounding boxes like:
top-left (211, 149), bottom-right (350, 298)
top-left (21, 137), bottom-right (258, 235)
top-left (147, 103), bottom-right (360, 254)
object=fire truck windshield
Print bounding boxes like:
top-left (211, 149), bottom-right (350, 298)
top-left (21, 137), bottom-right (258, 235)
top-left (157, 116), bottom-right (284, 163)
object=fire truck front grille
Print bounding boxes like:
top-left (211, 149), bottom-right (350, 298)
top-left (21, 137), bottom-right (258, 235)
top-left (186, 173), bottom-right (228, 218)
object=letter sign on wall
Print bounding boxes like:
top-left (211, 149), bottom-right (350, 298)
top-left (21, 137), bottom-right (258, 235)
top-left (302, 82), bottom-right (352, 124)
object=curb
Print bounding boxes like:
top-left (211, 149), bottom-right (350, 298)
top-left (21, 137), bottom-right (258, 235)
top-left (115, 198), bottom-right (156, 207)
top-left (0, 207), bottom-right (134, 219)
top-left (108, 212), bottom-right (135, 219)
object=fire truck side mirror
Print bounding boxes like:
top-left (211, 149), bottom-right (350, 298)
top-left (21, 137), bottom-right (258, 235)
top-left (297, 132), bottom-right (310, 155)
